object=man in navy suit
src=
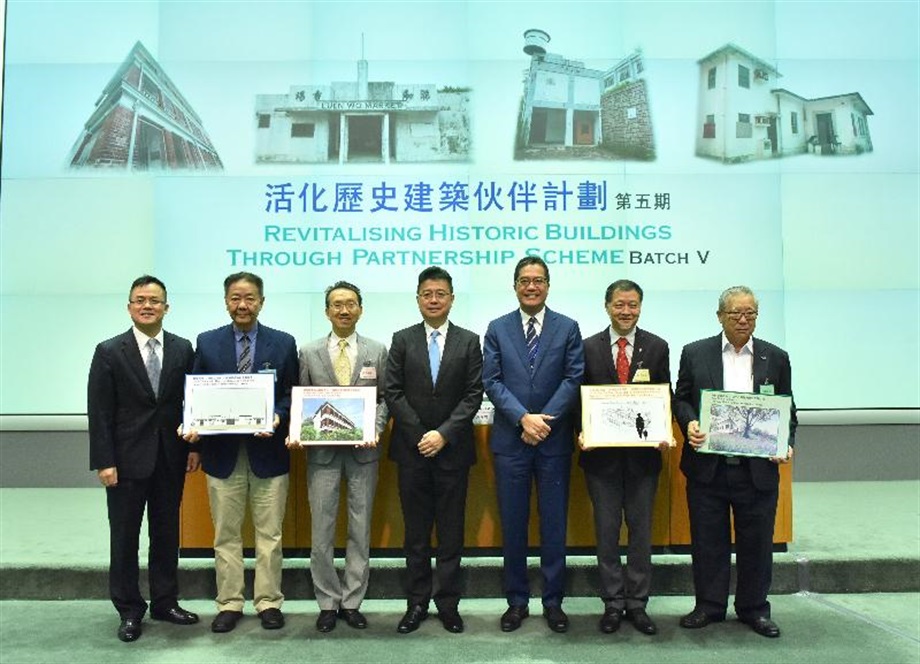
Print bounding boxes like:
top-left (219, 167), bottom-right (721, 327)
top-left (482, 256), bottom-right (584, 633)
top-left (184, 272), bottom-right (298, 634)
top-left (579, 280), bottom-right (670, 636)
top-left (674, 285), bottom-right (796, 639)
top-left (385, 266), bottom-right (483, 634)
top-left (88, 275), bottom-right (199, 642)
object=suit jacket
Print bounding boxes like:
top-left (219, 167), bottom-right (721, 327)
top-left (193, 323), bottom-right (298, 479)
top-left (385, 322), bottom-right (483, 470)
top-left (674, 334), bottom-right (797, 491)
top-left (579, 326), bottom-right (671, 477)
top-left (482, 308), bottom-right (585, 457)
top-left (88, 329), bottom-right (194, 479)
top-left (298, 333), bottom-right (389, 465)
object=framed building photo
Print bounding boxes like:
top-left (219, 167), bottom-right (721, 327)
top-left (290, 386), bottom-right (377, 446)
top-left (183, 373), bottom-right (275, 435)
top-left (698, 389), bottom-right (793, 459)
top-left (581, 384), bottom-right (672, 448)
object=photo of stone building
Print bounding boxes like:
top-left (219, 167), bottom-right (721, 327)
top-left (696, 43), bottom-right (874, 163)
top-left (67, 41), bottom-right (223, 171)
top-left (515, 29), bottom-right (655, 161)
top-left (254, 44), bottom-right (471, 164)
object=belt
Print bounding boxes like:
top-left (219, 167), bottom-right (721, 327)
top-left (724, 455), bottom-right (743, 466)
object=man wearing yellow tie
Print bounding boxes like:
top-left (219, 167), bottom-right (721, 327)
top-left (293, 281), bottom-right (389, 633)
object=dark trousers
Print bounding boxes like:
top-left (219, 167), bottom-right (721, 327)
top-left (397, 462), bottom-right (470, 611)
top-left (584, 465), bottom-right (658, 611)
top-left (106, 444), bottom-right (183, 619)
top-left (493, 450), bottom-right (571, 608)
top-left (686, 460), bottom-right (778, 621)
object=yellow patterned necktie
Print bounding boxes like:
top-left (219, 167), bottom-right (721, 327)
top-left (334, 338), bottom-right (351, 385)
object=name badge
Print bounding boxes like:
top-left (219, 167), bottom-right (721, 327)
top-left (759, 384), bottom-right (775, 395)
top-left (359, 366), bottom-right (377, 380)
top-left (633, 368), bottom-right (651, 383)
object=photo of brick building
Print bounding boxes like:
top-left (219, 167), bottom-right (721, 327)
top-left (67, 41), bottom-right (223, 171)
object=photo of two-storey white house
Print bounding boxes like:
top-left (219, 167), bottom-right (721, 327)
top-left (696, 43), bottom-right (873, 163)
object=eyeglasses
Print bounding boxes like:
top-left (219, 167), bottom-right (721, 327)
top-left (329, 301), bottom-right (360, 312)
top-left (723, 310), bottom-right (758, 321)
top-left (417, 290), bottom-right (452, 300)
top-left (227, 295), bottom-right (260, 306)
top-left (516, 277), bottom-right (548, 287)
top-left (130, 297), bottom-right (164, 306)
top-left (610, 302), bottom-right (640, 311)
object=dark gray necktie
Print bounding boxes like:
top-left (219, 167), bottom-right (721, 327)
top-left (238, 334), bottom-right (252, 373)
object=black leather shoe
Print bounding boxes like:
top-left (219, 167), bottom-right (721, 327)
top-left (624, 608), bottom-right (657, 635)
top-left (258, 607), bottom-right (284, 630)
top-left (599, 607), bottom-right (622, 634)
top-left (117, 618), bottom-right (142, 642)
top-left (151, 606), bottom-right (200, 625)
top-left (397, 605), bottom-right (429, 634)
top-left (543, 605), bottom-right (569, 633)
top-left (438, 608), bottom-right (464, 633)
top-left (500, 605), bottom-right (529, 632)
top-left (211, 610), bottom-right (243, 633)
top-left (338, 608), bottom-right (367, 629)
top-left (679, 608), bottom-right (724, 629)
top-left (744, 616), bottom-right (781, 638)
top-left (316, 609), bottom-right (337, 632)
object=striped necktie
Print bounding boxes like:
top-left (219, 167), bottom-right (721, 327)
top-left (238, 334), bottom-right (252, 373)
top-left (526, 317), bottom-right (539, 369)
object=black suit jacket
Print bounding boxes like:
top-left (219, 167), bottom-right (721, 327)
top-left (385, 322), bottom-right (483, 470)
top-left (579, 326), bottom-right (671, 477)
top-left (674, 334), bottom-right (797, 491)
top-left (88, 329), bottom-right (194, 479)
top-left (192, 323), bottom-right (298, 479)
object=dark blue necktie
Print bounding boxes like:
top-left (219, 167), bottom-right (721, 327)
top-left (526, 317), bottom-right (539, 369)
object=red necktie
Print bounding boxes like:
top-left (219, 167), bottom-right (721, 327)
top-left (616, 337), bottom-right (630, 384)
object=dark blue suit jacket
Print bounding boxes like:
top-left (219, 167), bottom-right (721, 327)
top-left (483, 308), bottom-right (585, 456)
top-left (674, 334), bottom-right (797, 491)
top-left (193, 323), bottom-right (298, 479)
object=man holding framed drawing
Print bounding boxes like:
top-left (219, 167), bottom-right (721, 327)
top-left (674, 285), bottom-right (797, 639)
top-left (579, 280), bottom-right (671, 636)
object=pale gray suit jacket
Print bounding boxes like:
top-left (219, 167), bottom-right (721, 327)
top-left (298, 333), bottom-right (389, 465)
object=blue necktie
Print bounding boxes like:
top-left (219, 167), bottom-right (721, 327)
top-left (428, 330), bottom-right (440, 385)
top-left (526, 317), bottom-right (539, 369)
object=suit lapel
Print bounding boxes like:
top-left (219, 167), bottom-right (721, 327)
top-left (752, 338), bottom-right (769, 388)
top-left (509, 313), bottom-right (532, 372)
top-left (532, 309), bottom-right (560, 375)
top-left (628, 328), bottom-right (647, 382)
top-left (120, 331), bottom-right (156, 400)
top-left (706, 334), bottom-right (725, 390)
top-left (597, 328), bottom-right (619, 383)
top-left (159, 332), bottom-right (181, 398)
top-left (253, 326), bottom-right (273, 372)
top-left (413, 324), bottom-right (436, 390)
top-left (316, 336), bottom-right (338, 384)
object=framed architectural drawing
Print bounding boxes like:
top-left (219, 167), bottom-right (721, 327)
top-left (290, 386), bottom-right (377, 446)
top-left (581, 384), bottom-right (672, 448)
top-left (698, 389), bottom-right (792, 459)
top-left (183, 373), bottom-right (274, 435)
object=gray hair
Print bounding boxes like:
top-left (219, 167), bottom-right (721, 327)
top-left (718, 285), bottom-right (758, 312)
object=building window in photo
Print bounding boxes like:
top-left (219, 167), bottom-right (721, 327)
top-left (291, 122), bottom-right (315, 138)
top-left (738, 64), bottom-right (750, 89)
top-left (258, 114), bottom-right (271, 129)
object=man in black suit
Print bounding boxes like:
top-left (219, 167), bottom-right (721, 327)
top-left (88, 275), bottom-right (199, 642)
top-left (385, 266), bottom-right (484, 634)
top-left (579, 280), bottom-right (671, 636)
top-left (674, 285), bottom-right (796, 638)
top-left (183, 272), bottom-right (298, 634)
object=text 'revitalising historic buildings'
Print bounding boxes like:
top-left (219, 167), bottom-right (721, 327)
top-left (696, 43), bottom-right (873, 163)
top-left (68, 41), bottom-right (223, 171)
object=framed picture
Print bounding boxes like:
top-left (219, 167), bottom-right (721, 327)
top-left (183, 373), bottom-right (275, 435)
top-left (581, 384), bottom-right (672, 448)
top-left (290, 386), bottom-right (377, 445)
top-left (698, 389), bottom-right (792, 459)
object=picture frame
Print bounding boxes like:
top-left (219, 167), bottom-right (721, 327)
top-left (290, 386), bottom-right (377, 446)
top-left (183, 373), bottom-right (275, 435)
top-left (581, 383), bottom-right (672, 448)
top-left (698, 389), bottom-right (792, 459)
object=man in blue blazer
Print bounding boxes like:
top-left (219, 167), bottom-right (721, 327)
top-left (674, 285), bottom-right (796, 639)
top-left (88, 275), bottom-right (198, 642)
top-left (482, 256), bottom-right (585, 633)
top-left (184, 272), bottom-right (298, 634)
